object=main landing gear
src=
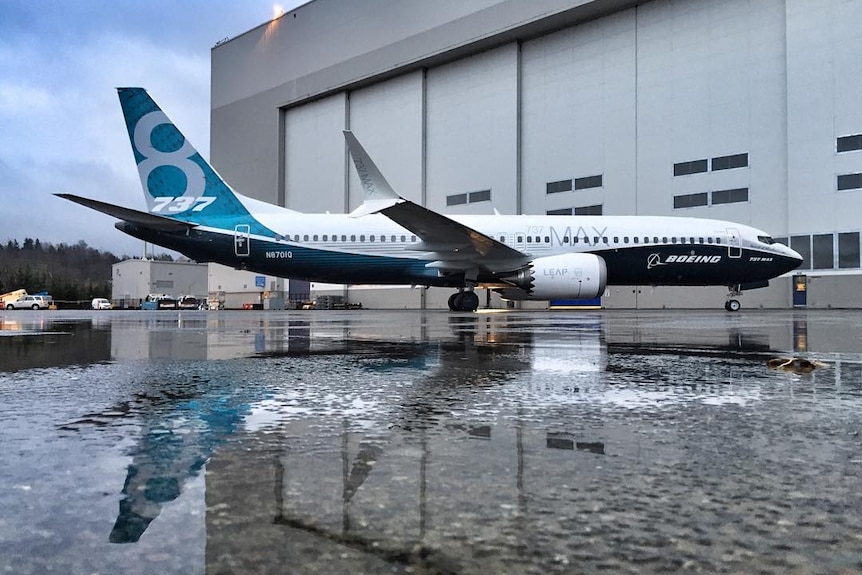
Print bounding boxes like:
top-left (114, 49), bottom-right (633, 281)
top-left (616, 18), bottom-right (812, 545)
top-left (724, 284), bottom-right (742, 312)
top-left (448, 290), bottom-right (480, 312)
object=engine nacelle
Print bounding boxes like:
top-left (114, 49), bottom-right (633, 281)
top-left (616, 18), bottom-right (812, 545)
top-left (497, 253), bottom-right (607, 301)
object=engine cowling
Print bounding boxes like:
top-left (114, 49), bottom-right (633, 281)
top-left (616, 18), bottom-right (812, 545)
top-left (496, 253), bottom-right (607, 301)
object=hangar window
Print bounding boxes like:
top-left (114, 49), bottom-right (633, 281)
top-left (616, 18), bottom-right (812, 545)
top-left (813, 233), bottom-right (834, 269)
top-left (574, 204), bottom-right (603, 215)
top-left (790, 236), bottom-right (811, 269)
top-left (712, 187), bottom-right (749, 205)
top-left (673, 192), bottom-right (708, 209)
top-left (547, 208), bottom-right (573, 215)
top-left (547, 180), bottom-right (573, 194)
top-left (837, 134), bottom-right (862, 153)
top-left (839, 232), bottom-right (860, 268)
top-left (711, 153), bottom-right (748, 171)
top-left (837, 173), bottom-right (862, 191)
top-left (469, 190), bottom-right (491, 203)
top-left (446, 193), bottom-right (467, 206)
top-left (674, 159), bottom-right (708, 176)
top-left (574, 175), bottom-right (603, 190)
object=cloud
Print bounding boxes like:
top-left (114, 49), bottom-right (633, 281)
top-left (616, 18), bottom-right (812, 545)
top-left (0, 1), bottom-right (308, 255)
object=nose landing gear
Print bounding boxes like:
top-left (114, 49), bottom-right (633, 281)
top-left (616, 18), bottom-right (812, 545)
top-left (724, 284), bottom-right (742, 312)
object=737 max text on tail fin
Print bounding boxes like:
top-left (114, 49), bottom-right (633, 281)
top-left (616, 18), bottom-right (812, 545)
top-left (58, 88), bottom-right (803, 312)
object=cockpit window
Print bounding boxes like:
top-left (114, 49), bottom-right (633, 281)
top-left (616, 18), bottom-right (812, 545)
top-left (757, 235), bottom-right (775, 245)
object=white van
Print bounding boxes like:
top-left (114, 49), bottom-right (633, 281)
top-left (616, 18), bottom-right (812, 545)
top-left (91, 298), bottom-right (112, 310)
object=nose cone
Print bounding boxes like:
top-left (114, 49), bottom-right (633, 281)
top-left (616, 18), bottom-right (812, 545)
top-left (780, 244), bottom-right (804, 274)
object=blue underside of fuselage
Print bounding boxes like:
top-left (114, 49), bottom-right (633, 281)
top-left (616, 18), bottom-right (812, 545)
top-left (117, 223), bottom-right (799, 288)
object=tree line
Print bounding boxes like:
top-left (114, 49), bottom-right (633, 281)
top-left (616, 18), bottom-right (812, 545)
top-left (0, 238), bottom-right (172, 303)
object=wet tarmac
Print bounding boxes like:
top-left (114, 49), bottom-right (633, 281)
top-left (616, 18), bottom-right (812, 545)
top-left (1, 308), bottom-right (861, 574)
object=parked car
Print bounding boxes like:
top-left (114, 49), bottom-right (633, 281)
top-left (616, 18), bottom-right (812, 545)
top-left (91, 298), bottom-right (112, 310)
top-left (177, 296), bottom-right (200, 310)
top-left (5, 295), bottom-right (52, 310)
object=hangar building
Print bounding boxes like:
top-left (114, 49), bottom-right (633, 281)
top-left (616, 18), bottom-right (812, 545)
top-left (210, 0), bottom-right (862, 309)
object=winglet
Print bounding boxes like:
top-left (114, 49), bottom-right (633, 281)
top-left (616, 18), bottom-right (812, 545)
top-left (344, 131), bottom-right (403, 217)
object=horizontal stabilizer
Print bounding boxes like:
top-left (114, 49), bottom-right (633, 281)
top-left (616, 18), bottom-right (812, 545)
top-left (56, 194), bottom-right (197, 232)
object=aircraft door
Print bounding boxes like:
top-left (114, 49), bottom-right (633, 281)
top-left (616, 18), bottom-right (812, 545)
top-left (235, 224), bottom-right (251, 257)
top-left (726, 228), bottom-right (742, 258)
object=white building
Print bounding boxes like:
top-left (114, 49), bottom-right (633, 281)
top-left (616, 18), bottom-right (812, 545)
top-left (210, 0), bottom-right (862, 309)
top-left (112, 259), bottom-right (208, 309)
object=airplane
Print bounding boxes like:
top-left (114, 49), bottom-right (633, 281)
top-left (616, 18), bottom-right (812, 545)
top-left (59, 88), bottom-right (803, 312)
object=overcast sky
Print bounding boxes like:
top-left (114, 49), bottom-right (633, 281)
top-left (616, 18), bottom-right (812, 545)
top-left (0, 1), bottom-right (304, 256)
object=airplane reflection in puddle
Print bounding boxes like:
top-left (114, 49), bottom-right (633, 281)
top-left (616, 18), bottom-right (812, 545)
top-left (44, 311), bottom-right (859, 548)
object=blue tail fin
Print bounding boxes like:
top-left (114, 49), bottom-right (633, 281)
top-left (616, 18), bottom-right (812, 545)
top-left (117, 88), bottom-right (256, 226)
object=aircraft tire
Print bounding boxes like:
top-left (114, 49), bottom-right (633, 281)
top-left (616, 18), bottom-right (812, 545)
top-left (448, 293), bottom-right (459, 312)
top-left (460, 291), bottom-right (480, 312)
top-left (726, 299), bottom-right (741, 312)
top-left (449, 291), bottom-right (479, 312)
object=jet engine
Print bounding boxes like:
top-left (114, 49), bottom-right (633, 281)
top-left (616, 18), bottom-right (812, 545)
top-left (496, 253), bottom-right (607, 301)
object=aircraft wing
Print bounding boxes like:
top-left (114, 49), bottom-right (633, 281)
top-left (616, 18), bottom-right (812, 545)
top-left (343, 131), bottom-right (529, 273)
top-left (379, 200), bottom-right (529, 271)
top-left (56, 193), bottom-right (197, 232)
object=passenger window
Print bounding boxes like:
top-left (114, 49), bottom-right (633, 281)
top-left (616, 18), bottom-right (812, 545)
top-left (517, 236), bottom-right (524, 243)
top-left (401, 235), bottom-right (406, 242)
top-left (360, 235), bottom-right (366, 242)
top-left (593, 236), bottom-right (599, 244)
top-left (341, 235), bottom-right (347, 242)
top-left (527, 236), bottom-right (533, 243)
top-left (411, 235), bottom-right (417, 242)
top-left (634, 237), bottom-right (639, 244)
top-left (672, 237), bottom-right (677, 244)
top-left (313, 235), bottom-right (318, 241)
top-left (653, 237), bottom-right (659, 243)
top-left (351, 235), bottom-right (356, 242)
top-left (303, 234), bottom-right (309, 241)
top-left (573, 237), bottom-right (579, 244)
top-left (699, 237), bottom-right (704, 244)
top-left (370, 235), bottom-right (375, 242)
top-left (544, 236), bottom-right (550, 243)
top-left (624, 237), bottom-right (629, 244)
top-left (602, 237), bottom-right (609, 244)
top-left (563, 236), bottom-right (569, 244)
top-left (690, 237), bottom-right (695, 244)
top-left (613, 236), bottom-right (619, 243)
top-left (643, 237), bottom-right (649, 244)
top-left (707, 237), bottom-right (713, 244)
